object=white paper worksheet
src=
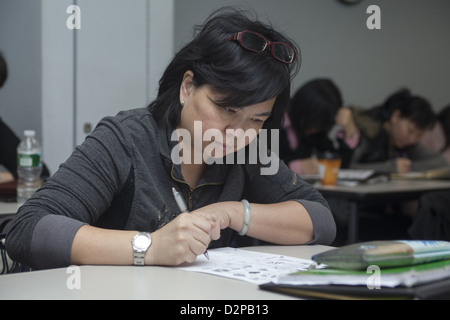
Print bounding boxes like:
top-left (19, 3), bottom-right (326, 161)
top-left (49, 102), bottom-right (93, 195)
top-left (176, 247), bottom-right (315, 285)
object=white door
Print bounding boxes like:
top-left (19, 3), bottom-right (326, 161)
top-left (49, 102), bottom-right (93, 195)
top-left (76, 0), bottom-right (173, 144)
top-left (42, 0), bottom-right (174, 173)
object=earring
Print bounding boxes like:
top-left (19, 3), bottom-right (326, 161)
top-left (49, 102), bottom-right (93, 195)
top-left (181, 100), bottom-right (185, 106)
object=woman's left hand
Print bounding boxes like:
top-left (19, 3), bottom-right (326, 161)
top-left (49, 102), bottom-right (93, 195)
top-left (191, 202), bottom-right (243, 240)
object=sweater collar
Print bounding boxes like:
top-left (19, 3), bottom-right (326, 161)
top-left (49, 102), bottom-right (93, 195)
top-left (158, 121), bottom-right (228, 186)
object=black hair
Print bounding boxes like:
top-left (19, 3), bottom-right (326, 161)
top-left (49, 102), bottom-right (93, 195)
top-left (149, 7), bottom-right (300, 129)
top-left (288, 78), bottom-right (343, 137)
top-left (368, 88), bottom-right (436, 130)
top-left (0, 52), bottom-right (7, 88)
top-left (438, 105), bottom-right (450, 151)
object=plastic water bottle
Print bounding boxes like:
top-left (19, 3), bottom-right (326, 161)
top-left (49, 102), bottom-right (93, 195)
top-left (16, 130), bottom-right (43, 204)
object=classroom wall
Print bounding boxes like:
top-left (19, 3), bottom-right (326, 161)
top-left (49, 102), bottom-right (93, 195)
top-left (2, 0), bottom-right (174, 174)
top-left (174, 0), bottom-right (450, 110)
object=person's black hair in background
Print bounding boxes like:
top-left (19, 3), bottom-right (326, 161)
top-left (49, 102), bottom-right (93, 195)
top-left (289, 78), bottom-right (342, 139)
top-left (0, 52), bottom-right (50, 180)
top-left (0, 51), bottom-right (8, 88)
top-left (366, 88), bottom-right (435, 131)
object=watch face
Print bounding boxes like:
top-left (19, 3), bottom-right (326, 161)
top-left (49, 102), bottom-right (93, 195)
top-left (134, 234), bottom-right (151, 250)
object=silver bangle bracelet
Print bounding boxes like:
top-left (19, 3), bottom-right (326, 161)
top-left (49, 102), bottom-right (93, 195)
top-left (239, 199), bottom-right (251, 236)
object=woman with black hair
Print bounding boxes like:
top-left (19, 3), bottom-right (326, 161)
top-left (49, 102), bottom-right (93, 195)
top-left (6, 8), bottom-right (336, 270)
top-left (350, 89), bottom-right (447, 174)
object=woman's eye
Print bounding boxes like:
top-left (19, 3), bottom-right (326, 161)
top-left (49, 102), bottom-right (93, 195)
top-left (225, 107), bottom-right (237, 114)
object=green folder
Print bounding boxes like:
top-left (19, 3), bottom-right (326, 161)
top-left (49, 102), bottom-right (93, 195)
top-left (260, 241), bottom-right (450, 300)
top-left (312, 240), bottom-right (450, 270)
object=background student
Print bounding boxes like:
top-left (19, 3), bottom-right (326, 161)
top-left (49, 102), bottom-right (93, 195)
top-left (350, 88), bottom-right (447, 174)
top-left (0, 52), bottom-right (50, 183)
top-left (280, 78), bottom-right (359, 176)
top-left (0, 52), bottom-right (17, 184)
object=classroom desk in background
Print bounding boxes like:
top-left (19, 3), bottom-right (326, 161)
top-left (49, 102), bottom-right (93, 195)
top-left (0, 245), bottom-right (332, 300)
top-left (0, 202), bottom-right (21, 216)
top-left (315, 179), bottom-right (450, 244)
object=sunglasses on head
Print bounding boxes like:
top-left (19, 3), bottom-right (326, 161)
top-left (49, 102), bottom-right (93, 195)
top-left (229, 30), bottom-right (296, 64)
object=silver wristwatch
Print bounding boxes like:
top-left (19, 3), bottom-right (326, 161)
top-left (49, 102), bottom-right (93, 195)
top-left (131, 232), bottom-right (152, 266)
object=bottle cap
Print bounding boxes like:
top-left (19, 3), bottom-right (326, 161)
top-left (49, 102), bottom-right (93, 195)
top-left (24, 130), bottom-right (36, 137)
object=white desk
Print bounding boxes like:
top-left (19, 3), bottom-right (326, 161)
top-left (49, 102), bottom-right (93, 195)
top-left (316, 179), bottom-right (450, 199)
top-left (0, 245), bottom-right (332, 300)
top-left (316, 179), bottom-right (450, 243)
top-left (0, 202), bottom-right (20, 216)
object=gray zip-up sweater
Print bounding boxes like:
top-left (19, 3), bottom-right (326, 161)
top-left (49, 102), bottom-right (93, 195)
top-left (6, 108), bottom-right (336, 270)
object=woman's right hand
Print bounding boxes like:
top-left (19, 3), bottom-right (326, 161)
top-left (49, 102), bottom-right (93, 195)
top-left (146, 213), bottom-right (215, 266)
top-left (396, 158), bottom-right (411, 174)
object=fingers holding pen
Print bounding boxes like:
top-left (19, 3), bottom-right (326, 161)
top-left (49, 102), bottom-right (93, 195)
top-left (171, 213), bottom-right (212, 262)
top-left (149, 213), bottom-right (212, 265)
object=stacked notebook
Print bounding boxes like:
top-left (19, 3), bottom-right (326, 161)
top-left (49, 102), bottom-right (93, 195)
top-left (260, 240), bottom-right (450, 300)
top-left (391, 167), bottom-right (450, 180)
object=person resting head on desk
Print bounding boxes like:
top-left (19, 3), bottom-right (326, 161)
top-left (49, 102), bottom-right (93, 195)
top-left (280, 78), bottom-right (359, 176)
top-left (5, 8), bottom-right (336, 270)
top-left (350, 88), bottom-right (448, 174)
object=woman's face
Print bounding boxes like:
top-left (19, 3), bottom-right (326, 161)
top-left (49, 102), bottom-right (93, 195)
top-left (178, 71), bottom-right (276, 160)
top-left (389, 110), bottom-right (425, 149)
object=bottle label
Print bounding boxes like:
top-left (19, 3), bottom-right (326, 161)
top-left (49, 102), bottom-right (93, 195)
top-left (18, 153), bottom-right (41, 167)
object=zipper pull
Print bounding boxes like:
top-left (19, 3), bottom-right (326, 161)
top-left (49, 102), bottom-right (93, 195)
top-left (188, 188), bottom-right (194, 211)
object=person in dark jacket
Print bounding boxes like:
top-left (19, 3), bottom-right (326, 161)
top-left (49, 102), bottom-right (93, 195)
top-left (6, 8), bottom-right (336, 270)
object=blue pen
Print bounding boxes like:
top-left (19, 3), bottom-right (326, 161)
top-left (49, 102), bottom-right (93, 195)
top-left (172, 188), bottom-right (210, 260)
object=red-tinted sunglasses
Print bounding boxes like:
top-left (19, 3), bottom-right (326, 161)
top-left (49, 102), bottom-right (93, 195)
top-left (229, 30), bottom-right (296, 64)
